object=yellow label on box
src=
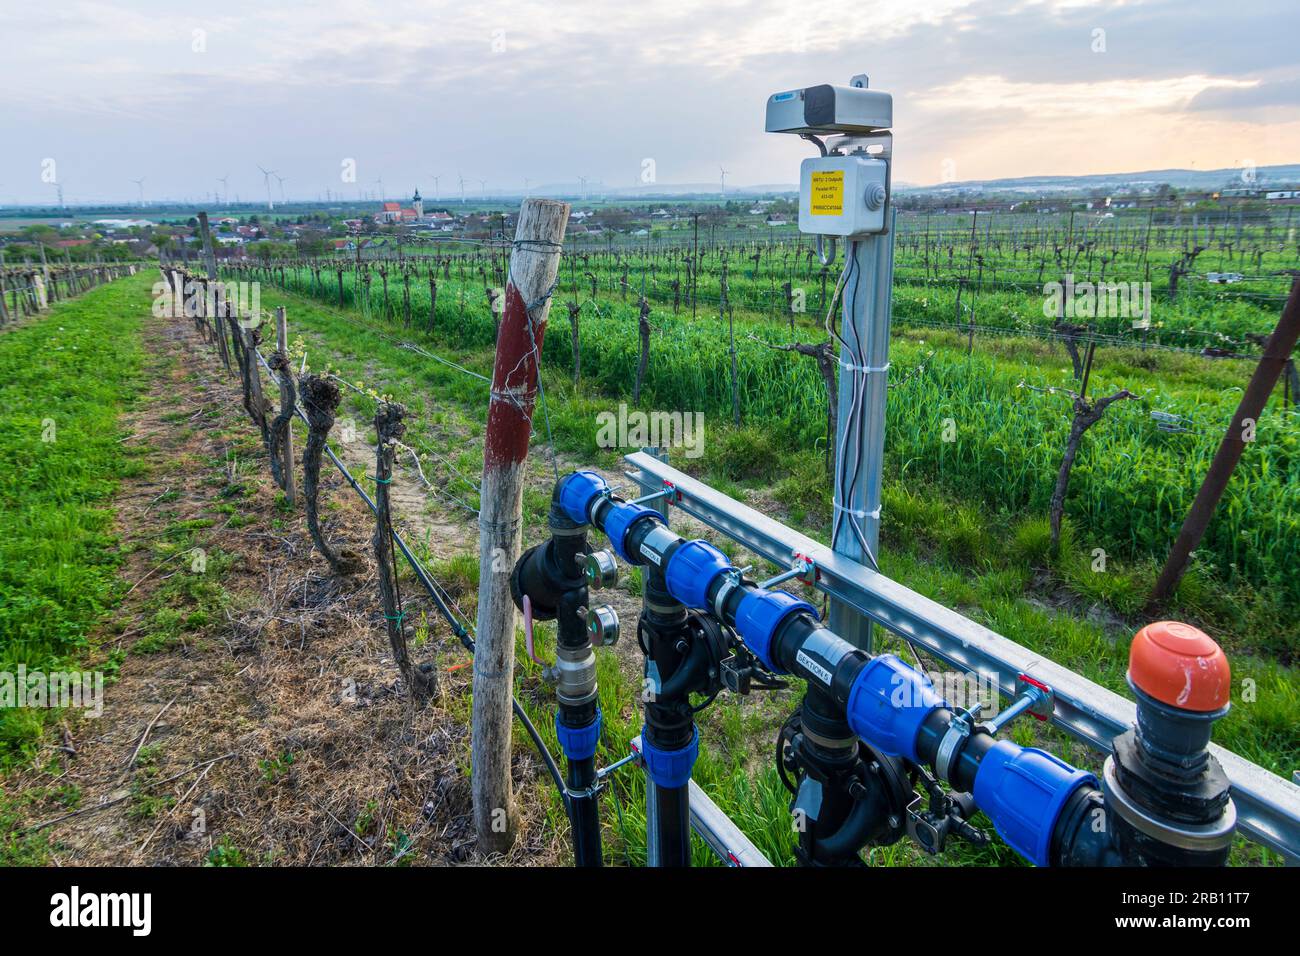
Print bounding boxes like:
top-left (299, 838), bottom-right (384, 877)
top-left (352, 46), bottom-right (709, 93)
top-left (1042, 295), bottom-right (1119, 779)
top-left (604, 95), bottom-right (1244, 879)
top-left (810, 170), bottom-right (845, 216)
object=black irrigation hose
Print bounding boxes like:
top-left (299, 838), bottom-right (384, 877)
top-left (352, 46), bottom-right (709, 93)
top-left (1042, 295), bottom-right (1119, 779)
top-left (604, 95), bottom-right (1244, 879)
top-left (252, 347), bottom-right (572, 814)
top-left (320, 429), bottom-right (571, 815)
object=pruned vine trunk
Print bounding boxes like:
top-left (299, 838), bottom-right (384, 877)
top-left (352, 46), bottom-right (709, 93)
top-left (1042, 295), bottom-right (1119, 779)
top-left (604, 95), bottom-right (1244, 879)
top-left (372, 402), bottom-right (437, 703)
top-left (634, 295), bottom-right (651, 403)
top-left (567, 301), bottom-right (581, 384)
top-left (267, 350), bottom-right (297, 494)
top-left (300, 374), bottom-right (362, 575)
top-left (1049, 388), bottom-right (1137, 549)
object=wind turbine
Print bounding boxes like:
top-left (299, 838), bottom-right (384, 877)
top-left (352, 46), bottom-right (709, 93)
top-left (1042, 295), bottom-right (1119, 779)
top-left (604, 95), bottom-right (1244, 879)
top-left (375, 177), bottom-right (386, 203)
top-left (274, 172), bottom-right (288, 204)
top-left (458, 174), bottom-right (466, 204)
top-left (578, 176), bottom-right (588, 201)
top-left (217, 173), bottom-right (229, 205)
top-left (523, 177), bottom-right (531, 197)
top-left (131, 177), bottom-right (145, 207)
top-left (719, 167), bottom-right (728, 198)
top-left (427, 174), bottom-right (440, 203)
top-left (257, 165), bottom-right (276, 210)
top-left (478, 178), bottom-right (488, 201)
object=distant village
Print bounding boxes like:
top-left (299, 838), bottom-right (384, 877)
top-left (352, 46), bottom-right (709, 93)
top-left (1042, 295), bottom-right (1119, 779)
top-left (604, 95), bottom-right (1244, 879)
top-left (3, 180), bottom-right (1298, 264)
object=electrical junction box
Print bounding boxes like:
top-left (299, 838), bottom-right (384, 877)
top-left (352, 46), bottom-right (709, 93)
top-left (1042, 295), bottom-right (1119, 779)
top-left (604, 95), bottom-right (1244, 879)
top-left (798, 154), bottom-right (888, 237)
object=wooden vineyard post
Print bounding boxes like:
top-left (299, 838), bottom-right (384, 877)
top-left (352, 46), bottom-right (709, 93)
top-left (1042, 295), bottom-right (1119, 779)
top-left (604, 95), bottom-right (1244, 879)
top-left (198, 212), bottom-right (232, 373)
top-left (1148, 278), bottom-right (1300, 608)
top-left (274, 306), bottom-right (296, 506)
top-left (244, 326), bottom-right (270, 440)
top-left (472, 197), bottom-right (569, 855)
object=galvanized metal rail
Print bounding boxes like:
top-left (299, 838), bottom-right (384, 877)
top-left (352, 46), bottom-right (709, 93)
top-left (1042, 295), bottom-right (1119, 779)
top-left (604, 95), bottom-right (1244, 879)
top-left (624, 451), bottom-right (1300, 863)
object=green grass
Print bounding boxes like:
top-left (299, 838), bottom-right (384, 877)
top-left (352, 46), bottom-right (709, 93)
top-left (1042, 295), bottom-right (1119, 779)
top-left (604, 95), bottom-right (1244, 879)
top-left (0, 275), bottom-right (149, 762)
top-left (245, 255), bottom-right (1299, 618)
top-left (231, 275), bottom-right (1297, 866)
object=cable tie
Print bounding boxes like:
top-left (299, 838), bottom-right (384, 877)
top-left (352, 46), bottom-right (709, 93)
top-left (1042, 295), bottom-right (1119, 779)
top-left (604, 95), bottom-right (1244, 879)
top-left (838, 360), bottom-right (891, 374)
top-left (833, 502), bottom-right (882, 520)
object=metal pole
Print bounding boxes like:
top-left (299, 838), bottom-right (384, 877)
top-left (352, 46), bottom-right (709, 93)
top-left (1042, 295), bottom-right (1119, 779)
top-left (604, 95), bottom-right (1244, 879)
top-left (1148, 277), bottom-right (1300, 608)
top-left (829, 209), bottom-right (896, 650)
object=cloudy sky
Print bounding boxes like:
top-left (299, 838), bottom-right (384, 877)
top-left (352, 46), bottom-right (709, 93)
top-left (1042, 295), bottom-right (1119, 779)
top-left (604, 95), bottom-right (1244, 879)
top-left (1, 0), bottom-right (1296, 204)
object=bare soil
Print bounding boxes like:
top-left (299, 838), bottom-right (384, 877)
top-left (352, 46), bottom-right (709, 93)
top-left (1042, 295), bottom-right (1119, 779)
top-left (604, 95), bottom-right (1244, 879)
top-left (5, 311), bottom-right (564, 866)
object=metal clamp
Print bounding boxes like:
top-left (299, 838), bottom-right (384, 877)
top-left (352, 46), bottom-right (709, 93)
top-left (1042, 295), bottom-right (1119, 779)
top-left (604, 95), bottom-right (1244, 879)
top-left (712, 568), bottom-right (743, 622)
top-left (757, 553), bottom-right (818, 590)
top-left (981, 674), bottom-right (1054, 737)
top-left (628, 479), bottom-right (681, 509)
top-left (935, 703), bottom-right (982, 786)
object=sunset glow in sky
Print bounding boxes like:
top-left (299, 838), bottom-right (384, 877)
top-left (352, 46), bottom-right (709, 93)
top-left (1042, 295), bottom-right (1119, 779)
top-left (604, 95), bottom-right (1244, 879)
top-left (1, 0), bottom-right (1295, 203)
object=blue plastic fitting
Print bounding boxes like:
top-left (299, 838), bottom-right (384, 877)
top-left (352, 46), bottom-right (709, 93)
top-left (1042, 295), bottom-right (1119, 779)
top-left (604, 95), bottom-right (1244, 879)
top-left (556, 470), bottom-right (609, 525)
top-left (734, 589), bottom-right (818, 674)
top-left (640, 726), bottom-right (699, 789)
top-left (555, 707), bottom-right (602, 762)
top-left (602, 502), bottom-right (664, 563)
top-left (845, 654), bottom-right (946, 763)
top-left (973, 739), bottom-right (1096, 867)
top-left (665, 540), bottom-right (732, 610)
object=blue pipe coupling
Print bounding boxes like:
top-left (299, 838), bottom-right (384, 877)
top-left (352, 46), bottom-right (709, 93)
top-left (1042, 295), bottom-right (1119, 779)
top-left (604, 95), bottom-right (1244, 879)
top-left (845, 654), bottom-right (946, 763)
top-left (973, 740), bottom-right (1096, 867)
top-left (733, 589), bottom-right (819, 674)
top-left (640, 727), bottom-right (699, 789)
top-left (602, 502), bottom-right (664, 563)
top-left (556, 707), bottom-right (602, 761)
top-left (556, 470), bottom-right (609, 525)
top-left (665, 539), bottom-right (732, 610)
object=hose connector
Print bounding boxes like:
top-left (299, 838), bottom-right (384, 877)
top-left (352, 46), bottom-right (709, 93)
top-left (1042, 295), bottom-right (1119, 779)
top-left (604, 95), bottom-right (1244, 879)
top-left (1102, 622), bottom-right (1236, 865)
top-left (733, 589), bottom-right (818, 674)
top-left (640, 726), bottom-right (700, 789)
top-left (665, 539), bottom-right (732, 610)
top-left (845, 654), bottom-right (945, 763)
top-left (556, 470), bottom-right (609, 525)
top-left (974, 740), bottom-right (1096, 867)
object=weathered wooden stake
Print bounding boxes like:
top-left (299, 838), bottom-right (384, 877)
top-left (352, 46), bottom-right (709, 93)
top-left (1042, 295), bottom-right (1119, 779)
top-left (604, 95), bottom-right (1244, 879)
top-left (472, 197), bottom-right (569, 856)
top-left (197, 212), bottom-right (232, 373)
top-left (275, 307), bottom-right (296, 505)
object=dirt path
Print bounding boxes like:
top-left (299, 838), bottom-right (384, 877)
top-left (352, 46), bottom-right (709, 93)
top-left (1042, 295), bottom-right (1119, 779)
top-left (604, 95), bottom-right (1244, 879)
top-left (5, 307), bottom-right (563, 866)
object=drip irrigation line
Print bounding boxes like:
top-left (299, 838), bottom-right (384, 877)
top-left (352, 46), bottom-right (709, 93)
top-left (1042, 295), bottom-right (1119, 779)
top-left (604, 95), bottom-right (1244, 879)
top-left (251, 344), bottom-right (569, 809)
top-left (242, 270), bottom-right (493, 386)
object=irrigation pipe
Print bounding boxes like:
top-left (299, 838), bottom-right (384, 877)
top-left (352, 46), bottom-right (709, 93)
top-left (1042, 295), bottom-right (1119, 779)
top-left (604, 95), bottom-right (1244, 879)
top-left (251, 347), bottom-right (570, 813)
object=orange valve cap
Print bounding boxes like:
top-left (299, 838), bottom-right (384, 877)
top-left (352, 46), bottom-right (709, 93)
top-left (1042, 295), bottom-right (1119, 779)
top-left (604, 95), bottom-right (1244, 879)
top-left (1128, 621), bottom-right (1230, 713)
